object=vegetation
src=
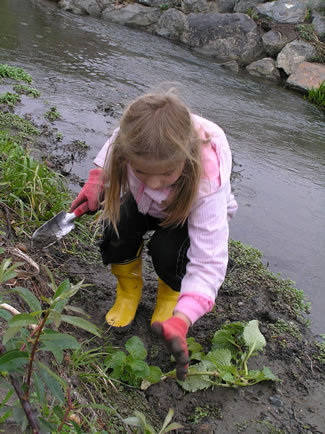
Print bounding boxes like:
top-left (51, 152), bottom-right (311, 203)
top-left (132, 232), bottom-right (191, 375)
top-left (0, 64), bottom-right (32, 83)
top-left (13, 84), bottom-right (41, 98)
top-left (44, 106), bottom-right (62, 122)
top-left (296, 24), bottom-right (325, 63)
top-left (0, 92), bottom-right (21, 108)
top-left (306, 80), bottom-right (325, 109)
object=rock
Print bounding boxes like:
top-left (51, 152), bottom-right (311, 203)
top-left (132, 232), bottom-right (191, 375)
top-left (137, 0), bottom-right (179, 8)
top-left (276, 40), bottom-right (317, 75)
top-left (182, 12), bottom-right (264, 66)
top-left (219, 60), bottom-right (239, 72)
top-left (215, 0), bottom-right (236, 13)
top-left (102, 4), bottom-right (161, 29)
top-left (255, 0), bottom-right (309, 24)
top-left (155, 9), bottom-right (188, 40)
top-left (234, 0), bottom-right (264, 14)
top-left (181, 0), bottom-right (218, 14)
top-left (286, 62), bottom-right (325, 92)
top-left (312, 11), bottom-right (325, 36)
top-left (246, 58), bottom-right (281, 80)
top-left (58, 0), bottom-right (102, 16)
top-left (262, 29), bottom-right (292, 57)
top-left (269, 395), bottom-right (284, 407)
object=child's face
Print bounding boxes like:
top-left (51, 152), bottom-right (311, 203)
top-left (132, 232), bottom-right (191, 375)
top-left (130, 156), bottom-right (185, 190)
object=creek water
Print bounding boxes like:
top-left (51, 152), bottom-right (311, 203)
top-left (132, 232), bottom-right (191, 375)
top-left (1, 0), bottom-right (324, 334)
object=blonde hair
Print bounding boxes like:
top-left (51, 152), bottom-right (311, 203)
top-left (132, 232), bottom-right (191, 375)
top-left (102, 91), bottom-right (203, 233)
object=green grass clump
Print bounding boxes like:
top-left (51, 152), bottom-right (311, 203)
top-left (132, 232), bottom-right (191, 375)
top-left (0, 63), bottom-right (32, 83)
top-left (0, 132), bottom-right (71, 231)
top-left (0, 111), bottom-right (40, 143)
top-left (306, 80), bottom-right (325, 109)
top-left (0, 91), bottom-right (21, 107)
top-left (13, 84), bottom-right (41, 98)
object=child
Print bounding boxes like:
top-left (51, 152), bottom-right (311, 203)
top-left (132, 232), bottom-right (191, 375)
top-left (70, 91), bottom-right (238, 381)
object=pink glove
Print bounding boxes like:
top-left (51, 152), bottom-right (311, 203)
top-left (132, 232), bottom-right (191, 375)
top-left (152, 317), bottom-right (189, 381)
top-left (70, 168), bottom-right (103, 217)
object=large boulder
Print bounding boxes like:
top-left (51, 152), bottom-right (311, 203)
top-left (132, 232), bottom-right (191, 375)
top-left (58, 0), bottom-right (101, 16)
top-left (246, 57), bottom-right (281, 80)
top-left (155, 9), bottom-right (188, 40)
top-left (286, 62), bottom-right (325, 92)
top-left (276, 40), bottom-right (317, 75)
top-left (262, 27), bottom-right (297, 57)
top-left (102, 4), bottom-right (161, 29)
top-left (312, 11), bottom-right (325, 36)
top-left (234, 0), bottom-right (264, 14)
top-left (182, 13), bottom-right (264, 65)
top-left (255, 0), bottom-right (309, 24)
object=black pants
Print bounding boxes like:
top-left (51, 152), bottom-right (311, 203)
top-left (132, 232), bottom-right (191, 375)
top-left (99, 193), bottom-right (190, 292)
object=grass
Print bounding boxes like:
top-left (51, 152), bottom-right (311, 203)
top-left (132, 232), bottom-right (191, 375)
top-left (306, 80), bottom-right (325, 109)
top-left (45, 106), bottom-right (61, 122)
top-left (0, 111), bottom-right (40, 143)
top-left (296, 24), bottom-right (325, 63)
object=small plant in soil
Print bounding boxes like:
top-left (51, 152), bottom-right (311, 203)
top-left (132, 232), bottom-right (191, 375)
top-left (13, 84), bottom-right (41, 98)
top-left (45, 106), bottom-right (62, 122)
top-left (0, 92), bottom-right (21, 108)
top-left (104, 336), bottom-right (162, 388)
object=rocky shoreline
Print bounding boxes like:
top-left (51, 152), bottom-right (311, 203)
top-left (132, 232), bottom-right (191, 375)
top-left (52, 0), bottom-right (325, 95)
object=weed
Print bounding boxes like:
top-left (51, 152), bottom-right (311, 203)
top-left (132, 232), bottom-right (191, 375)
top-left (187, 405), bottom-right (222, 424)
top-left (56, 132), bottom-right (64, 142)
top-left (306, 80), bottom-right (325, 109)
top-left (124, 408), bottom-right (183, 433)
top-left (0, 132), bottom-right (71, 232)
top-left (13, 84), bottom-right (41, 98)
top-left (313, 334), bottom-right (325, 364)
top-left (45, 106), bottom-right (61, 122)
top-left (0, 64), bottom-right (32, 83)
top-left (269, 319), bottom-right (302, 342)
top-left (296, 24), bottom-right (325, 63)
top-left (74, 139), bottom-right (89, 149)
top-left (0, 92), bottom-right (21, 107)
top-left (0, 111), bottom-right (40, 142)
top-left (160, 3), bottom-right (169, 11)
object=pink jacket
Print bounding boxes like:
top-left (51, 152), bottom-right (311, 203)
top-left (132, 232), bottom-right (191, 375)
top-left (94, 114), bottom-right (238, 324)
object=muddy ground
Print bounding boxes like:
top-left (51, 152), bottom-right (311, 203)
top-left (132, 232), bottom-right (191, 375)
top-left (0, 89), bottom-right (324, 433)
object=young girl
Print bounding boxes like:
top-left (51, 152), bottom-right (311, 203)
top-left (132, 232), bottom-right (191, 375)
top-left (70, 91), bottom-right (238, 381)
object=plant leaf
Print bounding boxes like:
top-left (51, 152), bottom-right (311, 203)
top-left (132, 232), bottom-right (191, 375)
top-left (125, 336), bottom-right (147, 360)
top-left (104, 351), bottom-right (127, 370)
top-left (205, 349), bottom-right (232, 368)
top-left (178, 361), bottom-right (213, 392)
top-left (159, 408), bottom-right (174, 432)
top-left (146, 365), bottom-right (162, 384)
top-left (243, 320), bottom-right (265, 355)
top-left (0, 350), bottom-right (28, 371)
top-left (61, 314), bottom-right (101, 337)
top-left (10, 287), bottom-right (41, 312)
top-left (2, 326), bottom-right (21, 345)
top-left (8, 313), bottom-right (38, 328)
top-left (163, 422), bottom-right (184, 433)
top-left (39, 329), bottom-right (80, 363)
top-left (37, 361), bottom-right (67, 403)
top-left (53, 279), bottom-right (70, 300)
top-left (128, 360), bottom-right (150, 379)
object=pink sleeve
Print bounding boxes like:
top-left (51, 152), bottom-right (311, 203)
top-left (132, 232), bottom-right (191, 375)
top-left (93, 127), bottom-right (119, 167)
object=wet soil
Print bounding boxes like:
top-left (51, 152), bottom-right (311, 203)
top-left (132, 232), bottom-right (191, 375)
top-left (0, 97), bottom-right (324, 433)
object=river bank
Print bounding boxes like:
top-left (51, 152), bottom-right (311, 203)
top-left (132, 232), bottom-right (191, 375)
top-left (0, 65), bottom-right (325, 433)
top-left (53, 0), bottom-right (325, 98)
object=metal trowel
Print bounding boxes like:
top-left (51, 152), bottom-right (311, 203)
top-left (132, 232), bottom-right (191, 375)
top-left (32, 211), bottom-right (77, 248)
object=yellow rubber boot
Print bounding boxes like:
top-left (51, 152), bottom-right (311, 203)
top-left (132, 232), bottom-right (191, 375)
top-left (106, 257), bottom-right (143, 328)
top-left (151, 278), bottom-right (179, 324)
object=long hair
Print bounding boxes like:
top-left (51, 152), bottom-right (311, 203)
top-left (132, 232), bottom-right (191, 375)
top-left (101, 91), bottom-right (204, 233)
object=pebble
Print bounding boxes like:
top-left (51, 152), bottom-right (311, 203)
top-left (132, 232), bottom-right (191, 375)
top-left (269, 395), bottom-right (283, 407)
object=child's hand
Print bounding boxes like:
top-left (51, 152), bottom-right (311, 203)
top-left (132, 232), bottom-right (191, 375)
top-left (152, 316), bottom-right (190, 381)
top-left (70, 168), bottom-right (103, 217)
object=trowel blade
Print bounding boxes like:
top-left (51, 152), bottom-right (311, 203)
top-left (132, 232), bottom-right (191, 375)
top-left (32, 211), bottom-right (76, 248)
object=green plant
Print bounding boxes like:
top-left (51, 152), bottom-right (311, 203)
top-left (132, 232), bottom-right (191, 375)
top-left (296, 24), bottom-right (325, 63)
top-left (0, 64), bottom-right (32, 83)
top-left (160, 3), bottom-right (169, 11)
top-left (124, 408), bottom-right (183, 433)
top-left (306, 80), bottom-right (325, 109)
top-left (0, 258), bottom-right (102, 432)
top-left (0, 132), bottom-right (71, 230)
top-left (13, 84), bottom-right (41, 98)
top-left (0, 112), bottom-right (40, 142)
top-left (45, 106), bottom-right (61, 122)
top-left (167, 320), bottom-right (279, 391)
top-left (104, 336), bottom-right (162, 388)
top-left (0, 92), bottom-right (21, 107)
